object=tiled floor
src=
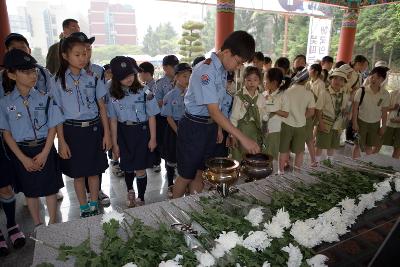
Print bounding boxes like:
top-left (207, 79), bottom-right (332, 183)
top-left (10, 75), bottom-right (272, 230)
top-left (0, 161), bottom-right (172, 267)
top-left (0, 143), bottom-right (396, 267)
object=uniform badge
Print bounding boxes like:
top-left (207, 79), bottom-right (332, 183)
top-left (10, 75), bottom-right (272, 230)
top-left (112, 98), bottom-right (119, 103)
top-left (201, 74), bottom-right (210, 85)
top-left (204, 58), bottom-right (212, 65)
top-left (7, 105), bottom-right (16, 112)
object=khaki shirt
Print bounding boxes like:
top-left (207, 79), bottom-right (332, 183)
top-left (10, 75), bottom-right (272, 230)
top-left (387, 89), bottom-right (400, 128)
top-left (307, 78), bottom-right (326, 99)
top-left (354, 85), bottom-right (390, 123)
top-left (262, 90), bottom-right (289, 133)
top-left (283, 83), bottom-right (315, 128)
top-left (316, 86), bottom-right (349, 130)
top-left (230, 87), bottom-right (266, 127)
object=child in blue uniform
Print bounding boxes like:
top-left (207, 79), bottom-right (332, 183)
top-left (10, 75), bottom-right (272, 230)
top-left (161, 63), bottom-right (192, 196)
top-left (108, 56), bottom-right (159, 207)
top-left (70, 32), bottom-right (111, 207)
top-left (138, 62), bottom-right (156, 92)
top-left (1, 33), bottom-right (64, 202)
top-left (213, 71), bottom-right (235, 157)
top-left (0, 49), bottom-right (64, 230)
top-left (53, 35), bottom-right (111, 217)
top-left (154, 55), bottom-right (179, 172)
top-left (173, 31), bottom-right (260, 198)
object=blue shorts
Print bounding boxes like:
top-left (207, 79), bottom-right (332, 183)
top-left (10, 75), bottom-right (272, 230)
top-left (176, 114), bottom-right (217, 180)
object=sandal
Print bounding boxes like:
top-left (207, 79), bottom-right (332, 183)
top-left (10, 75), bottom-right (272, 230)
top-left (8, 224), bottom-right (26, 249)
top-left (0, 231), bottom-right (9, 257)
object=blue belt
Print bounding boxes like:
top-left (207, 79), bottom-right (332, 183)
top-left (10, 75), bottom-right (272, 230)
top-left (17, 138), bottom-right (46, 147)
top-left (119, 121), bottom-right (146, 126)
top-left (184, 113), bottom-right (214, 124)
top-left (64, 117), bottom-right (100, 127)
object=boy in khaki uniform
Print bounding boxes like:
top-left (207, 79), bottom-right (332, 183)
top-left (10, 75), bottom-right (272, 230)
top-left (315, 69), bottom-right (349, 161)
top-left (352, 67), bottom-right (390, 158)
top-left (279, 81), bottom-right (315, 172)
top-left (381, 89), bottom-right (400, 158)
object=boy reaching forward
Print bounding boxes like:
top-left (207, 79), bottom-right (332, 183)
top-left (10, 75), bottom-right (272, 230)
top-left (173, 31), bottom-right (260, 198)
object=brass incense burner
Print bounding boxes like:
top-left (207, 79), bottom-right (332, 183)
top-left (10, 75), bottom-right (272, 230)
top-left (203, 157), bottom-right (240, 197)
top-left (240, 153), bottom-right (273, 182)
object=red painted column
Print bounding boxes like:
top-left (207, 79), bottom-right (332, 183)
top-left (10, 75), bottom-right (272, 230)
top-left (336, 6), bottom-right (359, 63)
top-left (215, 0), bottom-right (235, 51)
top-left (0, 0), bottom-right (11, 65)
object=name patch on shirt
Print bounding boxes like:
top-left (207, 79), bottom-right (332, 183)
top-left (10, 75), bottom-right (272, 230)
top-left (7, 105), bottom-right (16, 112)
top-left (201, 74), bottom-right (210, 85)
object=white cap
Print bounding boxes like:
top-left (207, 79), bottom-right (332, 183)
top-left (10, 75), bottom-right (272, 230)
top-left (329, 69), bottom-right (348, 82)
top-left (374, 60), bottom-right (389, 69)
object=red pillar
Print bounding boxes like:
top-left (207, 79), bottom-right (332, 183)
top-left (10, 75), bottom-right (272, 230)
top-left (0, 0), bottom-right (11, 65)
top-left (215, 0), bottom-right (235, 51)
top-left (336, 6), bottom-right (359, 63)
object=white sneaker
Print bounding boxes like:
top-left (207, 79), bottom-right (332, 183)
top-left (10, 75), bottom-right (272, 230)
top-left (56, 191), bottom-right (63, 201)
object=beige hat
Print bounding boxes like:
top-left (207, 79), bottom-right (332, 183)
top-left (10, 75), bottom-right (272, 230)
top-left (338, 64), bottom-right (353, 74)
top-left (329, 69), bottom-right (348, 82)
top-left (375, 60), bottom-right (389, 69)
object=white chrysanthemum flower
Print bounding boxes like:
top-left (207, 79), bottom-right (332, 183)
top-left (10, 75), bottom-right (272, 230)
top-left (264, 220), bottom-right (284, 238)
top-left (262, 261), bottom-right (271, 267)
top-left (339, 197), bottom-right (357, 226)
top-left (394, 178), bottom-right (400, 192)
top-left (313, 221), bottom-right (339, 243)
top-left (242, 231), bottom-right (271, 252)
top-left (290, 221), bottom-right (318, 248)
top-left (306, 254), bottom-right (329, 267)
top-left (159, 259), bottom-right (182, 267)
top-left (122, 263), bottom-right (138, 267)
top-left (272, 207), bottom-right (291, 229)
top-left (372, 180), bottom-right (392, 202)
top-left (244, 207), bottom-right (264, 227)
top-left (282, 243), bottom-right (303, 267)
top-left (211, 231), bottom-right (243, 259)
top-left (357, 193), bottom-right (376, 214)
top-left (101, 210), bottom-right (125, 224)
top-left (195, 251), bottom-right (215, 267)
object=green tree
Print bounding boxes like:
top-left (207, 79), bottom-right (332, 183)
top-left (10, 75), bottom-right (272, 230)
top-left (179, 21), bottom-right (205, 63)
top-left (286, 16), bottom-right (309, 60)
top-left (202, 7), bottom-right (216, 52)
top-left (143, 23), bottom-right (178, 56)
top-left (143, 26), bottom-right (160, 56)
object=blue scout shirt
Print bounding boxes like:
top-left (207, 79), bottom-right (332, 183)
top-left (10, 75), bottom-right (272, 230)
top-left (184, 52), bottom-right (227, 116)
top-left (155, 76), bottom-right (173, 103)
top-left (52, 68), bottom-right (107, 120)
top-left (221, 90), bottom-right (233, 118)
top-left (87, 63), bottom-right (105, 84)
top-left (146, 79), bottom-right (156, 93)
top-left (161, 87), bottom-right (185, 121)
top-left (0, 67), bottom-right (53, 97)
top-left (107, 86), bottom-right (160, 123)
top-left (0, 87), bottom-right (64, 142)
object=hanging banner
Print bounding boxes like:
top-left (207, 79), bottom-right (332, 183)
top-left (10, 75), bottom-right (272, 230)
top-left (306, 17), bottom-right (332, 64)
